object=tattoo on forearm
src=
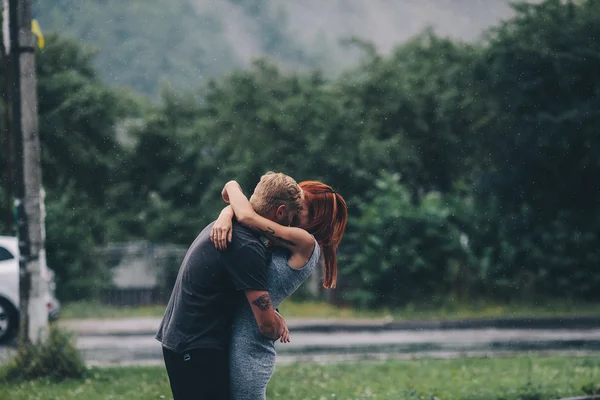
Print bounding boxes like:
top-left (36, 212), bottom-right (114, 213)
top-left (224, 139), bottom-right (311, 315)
top-left (252, 294), bottom-right (273, 311)
top-left (259, 227), bottom-right (297, 247)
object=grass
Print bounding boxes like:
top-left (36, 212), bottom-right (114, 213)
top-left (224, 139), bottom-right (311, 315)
top-left (1, 355), bottom-right (599, 399)
top-left (60, 298), bottom-right (600, 321)
top-left (278, 299), bottom-right (600, 320)
top-left (60, 301), bottom-right (166, 319)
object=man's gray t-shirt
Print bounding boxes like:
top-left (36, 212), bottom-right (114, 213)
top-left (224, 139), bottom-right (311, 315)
top-left (156, 222), bottom-right (271, 353)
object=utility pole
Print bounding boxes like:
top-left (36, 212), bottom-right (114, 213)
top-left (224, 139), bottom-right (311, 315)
top-left (7, 0), bottom-right (48, 345)
top-left (1, 43), bottom-right (13, 234)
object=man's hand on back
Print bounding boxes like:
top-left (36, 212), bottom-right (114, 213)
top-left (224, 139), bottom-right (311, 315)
top-left (275, 311), bottom-right (290, 343)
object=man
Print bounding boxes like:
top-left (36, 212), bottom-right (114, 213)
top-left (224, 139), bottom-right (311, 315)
top-left (156, 172), bottom-right (303, 400)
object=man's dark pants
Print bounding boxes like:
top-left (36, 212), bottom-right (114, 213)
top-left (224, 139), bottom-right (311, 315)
top-left (162, 346), bottom-right (229, 400)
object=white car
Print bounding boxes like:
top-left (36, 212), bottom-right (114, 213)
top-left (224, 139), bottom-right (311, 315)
top-left (0, 236), bottom-right (60, 344)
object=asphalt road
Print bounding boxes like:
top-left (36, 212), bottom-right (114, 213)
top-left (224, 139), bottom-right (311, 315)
top-left (3, 323), bottom-right (600, 366)
top-left (78, 328), bottom-right (600, 365)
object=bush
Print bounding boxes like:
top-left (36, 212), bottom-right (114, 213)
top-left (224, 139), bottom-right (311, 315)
top-left (466, 201), bottom-right (600, 301)
top-left (582, 381), bottom-right (600, 396)
top-left (339, 172), bottom-right (474, 308)
top-left (338, 169), bottom-right (600, 308)
top-left (1, 327), bottom-right (86, 382)
top-left (44, 188), bottom-right (113, 301)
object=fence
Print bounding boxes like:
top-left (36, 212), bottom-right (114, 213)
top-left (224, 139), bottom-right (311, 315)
top-left (99, 241), bottom-right (187, 306)
top-left (98, 240), bottom-right (326, 306)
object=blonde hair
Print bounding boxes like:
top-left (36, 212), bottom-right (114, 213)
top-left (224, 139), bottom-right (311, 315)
top-left (249, 171), bottom-right (303, 216)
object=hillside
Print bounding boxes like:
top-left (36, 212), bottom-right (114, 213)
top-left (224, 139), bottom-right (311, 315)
top-left (37, 0), bottom-right (537, 97)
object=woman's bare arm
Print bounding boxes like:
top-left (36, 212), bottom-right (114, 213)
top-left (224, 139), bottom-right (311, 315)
top-left (223, 181), bottom-right (314, 255)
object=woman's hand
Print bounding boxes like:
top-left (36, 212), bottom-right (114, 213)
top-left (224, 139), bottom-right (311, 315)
top-left (211, 206), bottom-right (234, 250)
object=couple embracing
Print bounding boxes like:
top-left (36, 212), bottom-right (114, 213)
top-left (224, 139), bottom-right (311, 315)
top-left (156, 172), bottom-right (348, 399)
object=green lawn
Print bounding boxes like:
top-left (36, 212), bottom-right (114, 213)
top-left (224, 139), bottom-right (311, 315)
top-left (60, 299), bottom-right (600, 321)
top-left (60, 301), bottom-right (167, 319)
top-left (1, 356), bottom-right (599, 399)
top-left (278, 299), bottom-right (600, 321)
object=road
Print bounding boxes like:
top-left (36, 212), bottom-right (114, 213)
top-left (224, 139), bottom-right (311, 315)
top-left (3, 321), bottom-right (600, 366)
top-left (76, 328), bottom-right (600, 366)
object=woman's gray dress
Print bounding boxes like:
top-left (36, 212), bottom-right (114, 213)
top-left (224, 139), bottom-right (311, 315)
top-left (229, 238), bottom-right (320, 399)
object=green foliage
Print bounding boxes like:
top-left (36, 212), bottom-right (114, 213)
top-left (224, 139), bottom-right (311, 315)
top-left (474, 0), bottom-right (600, 212)
top-left (4, 0), bottom-right (598, 306)
top-left (1, 327), bottom-right (86, 382)
top-left (338, 32), bottom-right (479, 195)
top-left (340, 172), bottom-right (473, 307)
top-left (582, 381), bottom-right (600, 396)
top-left (465, 203), bottom-right (600, 301)
top-left (37, 34), bottom-right (137, 205)
top-left (34, 34), bottom-right (138, 300)
top-left (44, 187), bottom-right (113, 301)
top-left (463, 0), bottom-right (600, 301)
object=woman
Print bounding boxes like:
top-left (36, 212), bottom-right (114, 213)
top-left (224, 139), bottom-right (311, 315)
top-left (210, 179), bottom-right (348, 399)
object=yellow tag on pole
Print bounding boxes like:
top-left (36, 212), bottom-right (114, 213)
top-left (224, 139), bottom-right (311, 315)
top-left (32, 19), bottom-right (44, 49)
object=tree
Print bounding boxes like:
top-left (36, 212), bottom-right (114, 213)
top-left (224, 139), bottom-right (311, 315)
top-left (466, 0), bottom-right (600, 300)
top-left (34, 34), bottom-right (138, 299)
top-left (37, 34), bottom-right (135, 206)
top-left (337, 32), bottom-right (480, 198)
top-left (474, 0), bottom-right (600, 212)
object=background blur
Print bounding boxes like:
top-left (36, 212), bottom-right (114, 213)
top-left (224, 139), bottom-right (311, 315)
top-left (1, 0), bottom-right (598, 312)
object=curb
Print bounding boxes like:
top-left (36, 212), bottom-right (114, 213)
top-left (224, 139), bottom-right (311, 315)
top-left (558, 397), bottom-right (600, 400)
top-left (59, 315), bottom-right (600, 337)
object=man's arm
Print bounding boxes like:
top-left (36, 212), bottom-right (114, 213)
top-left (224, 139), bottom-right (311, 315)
top-left (245, 289), bottom-right (286, 340)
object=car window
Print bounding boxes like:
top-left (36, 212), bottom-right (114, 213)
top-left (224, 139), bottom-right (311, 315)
top-left (0, 246), bottom-right (15, 261)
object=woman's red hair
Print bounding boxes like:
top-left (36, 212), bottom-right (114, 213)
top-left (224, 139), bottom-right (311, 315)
top-left (299, 181), bottom-right (348, 289)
